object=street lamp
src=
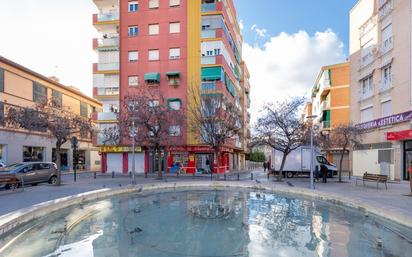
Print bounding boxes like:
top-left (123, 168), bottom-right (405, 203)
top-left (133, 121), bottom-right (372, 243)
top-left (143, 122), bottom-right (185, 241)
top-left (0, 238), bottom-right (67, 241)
top-left (306, 115), bottom-right (318, 190)
top-left (128, 101), bottom-right (138, 185)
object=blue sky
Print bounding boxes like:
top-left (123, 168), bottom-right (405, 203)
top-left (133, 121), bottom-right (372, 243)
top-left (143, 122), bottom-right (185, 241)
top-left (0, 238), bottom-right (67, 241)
top-left (235, 0), bottom-right (358, 54)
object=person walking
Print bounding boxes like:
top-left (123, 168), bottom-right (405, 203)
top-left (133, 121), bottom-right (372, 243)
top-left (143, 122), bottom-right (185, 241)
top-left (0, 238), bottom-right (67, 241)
top-left (320, 164), bottom-right (328, 183)
top-left (263, 162), bottom-right (267, 172)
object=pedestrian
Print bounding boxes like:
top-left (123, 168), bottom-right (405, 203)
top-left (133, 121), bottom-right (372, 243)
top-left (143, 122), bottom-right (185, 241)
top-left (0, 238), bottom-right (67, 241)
top-left (205, 158), bottom-right (210, 174)
top-left (320, 164), bottom-right (328, 183)
top-left (263, 162), bottom-right (267, 172)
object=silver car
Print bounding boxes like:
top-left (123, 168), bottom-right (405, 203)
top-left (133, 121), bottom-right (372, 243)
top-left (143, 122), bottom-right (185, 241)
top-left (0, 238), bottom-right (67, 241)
top-left (0, 162), bottom-right (58, 187)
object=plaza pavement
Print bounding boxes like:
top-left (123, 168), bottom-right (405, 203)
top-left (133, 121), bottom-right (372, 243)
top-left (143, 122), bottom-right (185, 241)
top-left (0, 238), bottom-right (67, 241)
top-left (0, 170), bottom-right (411, 221)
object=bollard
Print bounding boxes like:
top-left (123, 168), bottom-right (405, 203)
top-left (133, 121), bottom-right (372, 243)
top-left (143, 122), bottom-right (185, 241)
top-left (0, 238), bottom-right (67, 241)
top-left (112, 171), bottom-right (115, 178)
top-left (129, 172), bottom-right (132, 178)
top-left (251, 173), bottom-right (253, 181)
top-left (237, 173), bottom-right (240, 181)
top-left (94, 172), bottom-right (97, 179)
top-left (224, 174), bottom-right (226, 181)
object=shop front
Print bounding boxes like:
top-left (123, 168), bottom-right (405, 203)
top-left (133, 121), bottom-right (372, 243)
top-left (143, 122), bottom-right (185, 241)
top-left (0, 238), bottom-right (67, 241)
top-left (387, 130), bottom-right (412, 181)
top-left (100, 146), bottom-right (144, 174)
top-left (168, 146), bottom-right (231, 174)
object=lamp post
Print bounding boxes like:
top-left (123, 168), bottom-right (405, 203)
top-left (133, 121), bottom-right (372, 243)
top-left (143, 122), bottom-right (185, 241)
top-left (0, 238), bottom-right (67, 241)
top-left (306, 115), bottom-right (318, 190)
top-left (128, 101), bottom-right (138, 185)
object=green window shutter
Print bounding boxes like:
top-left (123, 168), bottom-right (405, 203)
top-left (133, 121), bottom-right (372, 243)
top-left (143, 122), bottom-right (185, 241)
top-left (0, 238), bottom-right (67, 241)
top-left (166, 71), bottom-right (180, 77)
top-left (201, 67), bottom-right (222, 81)
top-left (144, 72), bottom-right (160, 82)
top-left (0, 68), bottom-right (4, 92)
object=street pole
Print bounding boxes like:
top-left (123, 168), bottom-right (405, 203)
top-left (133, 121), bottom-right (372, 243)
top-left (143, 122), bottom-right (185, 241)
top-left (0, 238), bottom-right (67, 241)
top-left (132, 120), bottom-right (136, 185)
top-left (310, 125), bottom-right (314, 190)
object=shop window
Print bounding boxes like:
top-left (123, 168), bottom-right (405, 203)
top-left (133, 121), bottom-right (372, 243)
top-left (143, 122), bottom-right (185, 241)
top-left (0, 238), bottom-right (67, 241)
top-left (23, 146), bottom-right (44, 162)
top-left (33, 82), bottom-right (47, 103)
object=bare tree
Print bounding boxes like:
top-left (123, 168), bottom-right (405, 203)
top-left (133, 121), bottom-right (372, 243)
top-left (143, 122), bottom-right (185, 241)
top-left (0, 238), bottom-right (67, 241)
top-left (319, 125), bottom-right (363, 182)
top-left (254, 98), bottom-right (309, 181)
top-left (116, 89), bottom-right (185, 179)
top-left (188, 91), bottom-right (241, 175)
top-left (3, 99), bottom-right (94, 185)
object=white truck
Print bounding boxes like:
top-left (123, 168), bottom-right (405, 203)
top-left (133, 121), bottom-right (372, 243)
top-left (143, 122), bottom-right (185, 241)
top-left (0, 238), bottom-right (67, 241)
top-left (271, 146), bottom-right (337, 178)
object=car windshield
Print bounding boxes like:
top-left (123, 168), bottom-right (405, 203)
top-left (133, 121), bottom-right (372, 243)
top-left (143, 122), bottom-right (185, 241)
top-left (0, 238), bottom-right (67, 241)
top-left (0, 163), bottom-right (25, 172)
top-left (316, 156), bottom-right (329, 165)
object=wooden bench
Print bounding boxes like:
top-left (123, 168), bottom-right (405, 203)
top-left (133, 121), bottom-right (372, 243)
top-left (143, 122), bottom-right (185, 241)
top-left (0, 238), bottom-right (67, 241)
top-left (0, 175), bottom-right (20, 191)
top-left (356, 172), bottom-right (388, 189)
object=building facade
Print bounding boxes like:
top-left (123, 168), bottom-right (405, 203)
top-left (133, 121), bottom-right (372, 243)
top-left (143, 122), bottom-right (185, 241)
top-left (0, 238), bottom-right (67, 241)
top-left (92, 0), bottom-right (251, 174)
top-left (309, 62), bottom-right (351, 171)
top-left (0, 56), bottom-right (102, 171)
top-left (349, 0), bottom-right (411, 181)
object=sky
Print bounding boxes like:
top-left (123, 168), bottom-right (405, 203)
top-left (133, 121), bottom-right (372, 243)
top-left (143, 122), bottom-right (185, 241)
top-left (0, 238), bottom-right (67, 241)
top-left (0, 0), bottom-right (358, 121)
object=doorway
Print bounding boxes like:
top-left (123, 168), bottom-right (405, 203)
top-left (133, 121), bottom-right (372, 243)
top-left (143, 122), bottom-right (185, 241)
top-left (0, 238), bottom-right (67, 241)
top-left (403, 141), bottom-right (412, 181)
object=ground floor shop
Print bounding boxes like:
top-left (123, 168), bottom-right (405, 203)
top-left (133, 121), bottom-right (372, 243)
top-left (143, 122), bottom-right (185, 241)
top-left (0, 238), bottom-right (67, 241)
top-left (0, 130), bottom-right (100, 171)
top-left (100, 145), bottom-right (245, 175)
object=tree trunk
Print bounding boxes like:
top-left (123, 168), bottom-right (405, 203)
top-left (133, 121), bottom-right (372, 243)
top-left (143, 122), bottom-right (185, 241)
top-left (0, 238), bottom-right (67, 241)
top-left (55, 146), bottom-right (62, 186)
top-left (339, 149), bottom-right (345, 183)
top-left (278, 153), bottom-right (287, 182)
top-left (210, 152), bottom-right (215, 180)
top-left (216, 149), bottom-right (221, 179)
top-left (156, 148), bottom-right (162, 179)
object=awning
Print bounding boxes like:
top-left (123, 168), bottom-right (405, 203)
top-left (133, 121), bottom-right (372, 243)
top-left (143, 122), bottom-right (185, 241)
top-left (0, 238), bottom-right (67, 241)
top-left (202, 67), bottom-right (222, 81)
top-left (166, 71), bottom-right (180, 77)
top-left (144, 72), bottom-right (160, 82)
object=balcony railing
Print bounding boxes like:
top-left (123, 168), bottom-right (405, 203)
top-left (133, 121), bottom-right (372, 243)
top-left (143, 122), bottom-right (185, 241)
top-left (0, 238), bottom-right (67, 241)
top-left (97, 37), bottom-right (119, 48)
top-left (97, 12), bottom-right (119, 22)
top-left (380, 76), bottom-right (393, 92)
top-left (97, 62), bottom-right (119, 71)
top-left (381, 37), bottom-right (393, 54)
top-left (201, 82), bottom-right (216, 91)
top-left (201, 3), bottom-right (216, 12)
top-left (97, 112), bottom-right (118, 121)
top-left (359, 90), bottom-right (374, 101)
top-left (361, 50), bottom-right (374, 68)
top-left (201, 29), bottom-right (216, 39)
top-left (201, 56), bottom-right (217, 65)
top-left (96, 87), bottom-right (119, 96)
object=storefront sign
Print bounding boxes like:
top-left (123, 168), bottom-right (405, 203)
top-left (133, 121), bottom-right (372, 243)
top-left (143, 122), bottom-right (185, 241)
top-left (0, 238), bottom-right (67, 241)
top-left (386, 130), bottom-right (412, 141)
top-left (356, 111), bottom-right (412, 130)
top-left (168, 145), bottom-right (234, 153)
top-left (99, 146), bottom-right (142, 153)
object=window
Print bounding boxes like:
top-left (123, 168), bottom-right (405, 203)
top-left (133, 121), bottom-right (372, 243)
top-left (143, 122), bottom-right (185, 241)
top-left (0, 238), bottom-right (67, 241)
top-left (128, 1), bottom-right (139, 12)
top-left (169, 0), bottom-right (180, 7)
top-left (128, 26), bottom-right (139, 37)
top-left (0, 68), bottom-right (4, 92)
top-left (23, 146), bottom-right (44, 162)
top-left (382, 65), bottom-right (392, 89)
top-left (169, 22), bottom-right (180, 33)
top-left (52, 90), bottom-right (62, 108)
top-left (149, 0), bottom-right (159, 9)
top-left (169, 125), bottom-right (181, 136)
top-left (361, 75), bottom-right (373, 97)
top-left (149, 100), bottom-right (159, 107)
top-left (80, 102), bottom-right (88, 118)
top-left (33, 82), bottom-right (47, 103)
top-left (381, 100), bottom-right (392, 117)
top-left (381, 23), bottom-right (393, 53)
top-left (149, 24), bottom-right (160, 35)
top-left (148, 49), bottom-right (159, 61)
top-left (168, 99), bottom-right (182, 110)
top-left (169, 48), bottom-right (180, 59)
top-left (0, 101), bottom-right (4, 124)
top-left (360, 107), bottom-right (374, 123)
top-left (128, 51), bottom-right (139, 62)
top-left (128, 76), bottom-right (139, 87)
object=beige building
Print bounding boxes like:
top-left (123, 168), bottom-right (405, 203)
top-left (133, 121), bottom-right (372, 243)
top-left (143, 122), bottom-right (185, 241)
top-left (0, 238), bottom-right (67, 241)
top-left (0, 56), bottom-right (102, 171)
top-left (349, 0), bottom-right (411, 181)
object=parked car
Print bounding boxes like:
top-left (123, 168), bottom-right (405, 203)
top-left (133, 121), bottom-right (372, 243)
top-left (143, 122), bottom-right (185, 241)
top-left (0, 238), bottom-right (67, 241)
top-left (0, 162), bottom-right (58, 188)
top-left (0, 160), bottom-right (6, 168)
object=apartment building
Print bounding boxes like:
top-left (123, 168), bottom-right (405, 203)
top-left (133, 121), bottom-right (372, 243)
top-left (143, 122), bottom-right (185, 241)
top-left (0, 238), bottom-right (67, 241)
top-left (0, 56), bottom-right (102, 171)
top-left (309, 63), bottom-right (351, 170)
top-left (92, 0), bottom-right (251, 174)
top-left (349, 0), bottom-right (411, 181)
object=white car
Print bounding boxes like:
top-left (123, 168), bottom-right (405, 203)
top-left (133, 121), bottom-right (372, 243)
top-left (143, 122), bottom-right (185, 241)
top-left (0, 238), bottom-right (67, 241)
top-left (0, 161), bottom-right (6, 168)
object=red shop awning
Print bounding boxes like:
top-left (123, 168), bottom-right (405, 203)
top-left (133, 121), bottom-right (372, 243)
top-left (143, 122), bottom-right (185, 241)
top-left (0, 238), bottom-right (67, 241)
top-left (386, 130), bottom-right (412, 141)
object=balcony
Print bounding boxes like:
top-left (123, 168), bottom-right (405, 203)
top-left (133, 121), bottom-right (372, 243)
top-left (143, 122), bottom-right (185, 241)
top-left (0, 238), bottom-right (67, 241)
top-left (321, 101), bottom-right (330, 111)
top-left (95, 12), bottom-right (119, 23)
top-left (94, 37), bottom-right (119, 49)
top-left (381, 37), bottom-right (393, 55)
top-left (97, 112), bottom-right (118, 121)
top-left (201, 28), bottom-right (223, 39)
top-left (94, 62), bottom-right (119, 73)
top-left (361, 49), bottom-right (375, 68)
top-left (380, 76), bottom-right (393, 92)
top-left (321, 121), bottom-right (331, 129)
top-left (201, 3), bottom-right (216, 12)
top-left (201, 82), bottom-right (216, 91)
top-left (95, 87), bottom-right (119, 96)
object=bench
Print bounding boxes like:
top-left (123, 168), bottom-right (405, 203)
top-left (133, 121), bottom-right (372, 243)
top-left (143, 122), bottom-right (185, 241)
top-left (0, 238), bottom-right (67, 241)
top-left (356, 172), bottom-right (388, 189)
top-left (0, 174), bottom-right (20, 191)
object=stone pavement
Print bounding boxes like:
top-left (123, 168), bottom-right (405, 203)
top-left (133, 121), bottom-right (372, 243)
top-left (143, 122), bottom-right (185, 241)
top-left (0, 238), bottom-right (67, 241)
top-left (0, 170), bottom-right (411, 221)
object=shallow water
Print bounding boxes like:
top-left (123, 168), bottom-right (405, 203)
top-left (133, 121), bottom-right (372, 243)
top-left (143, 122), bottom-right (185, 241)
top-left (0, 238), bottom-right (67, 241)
top-left (0, 190), bottom-right (411, 257)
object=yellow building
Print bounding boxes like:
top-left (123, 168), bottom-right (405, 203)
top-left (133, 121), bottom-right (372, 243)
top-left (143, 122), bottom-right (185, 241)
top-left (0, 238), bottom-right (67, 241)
top-left (308, 62), bottom-right (351, 170)
top-left (0, 55), bottom-right (102, 171)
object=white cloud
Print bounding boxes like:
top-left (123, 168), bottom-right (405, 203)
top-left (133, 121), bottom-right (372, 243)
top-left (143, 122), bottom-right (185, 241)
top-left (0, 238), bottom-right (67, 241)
top-left (0, 0), bottom-right (98, 96)
top-left (239, 19), bottom-right (244, 31)
top-left (250, 24), bottom-right (268, 38)
top-left (242, 29), bottom-right (346, 123)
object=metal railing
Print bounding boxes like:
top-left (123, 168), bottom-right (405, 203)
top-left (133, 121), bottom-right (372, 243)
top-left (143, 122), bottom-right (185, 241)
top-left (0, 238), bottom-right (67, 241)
top-left (96, 87), bottom-right (119, 96)
top-left (97, 37), bottom-right (119, 47)
top-left (97, 63), bottom-right (119, 71)
top-left (201, 82), bottom-right (216, 91)
top-left (201, 3), bottom-right (216, 12)
top-left (97, 12), bottom-right (119, 22)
